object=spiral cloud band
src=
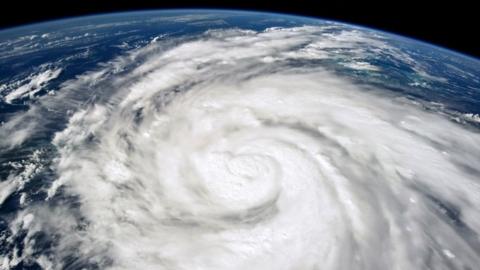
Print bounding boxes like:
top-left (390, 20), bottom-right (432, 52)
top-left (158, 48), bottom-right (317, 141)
top-left (2, 25), bottom-right (480, 269)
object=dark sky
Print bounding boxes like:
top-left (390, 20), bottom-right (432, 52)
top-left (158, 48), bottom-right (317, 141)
top-left (1, 0), bottom-right (478, 59)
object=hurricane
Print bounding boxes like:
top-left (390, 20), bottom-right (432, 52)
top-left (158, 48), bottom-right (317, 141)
top-left (1, 13), bottom-right (480, 270)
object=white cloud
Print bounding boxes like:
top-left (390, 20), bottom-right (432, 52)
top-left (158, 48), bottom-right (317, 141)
top-left (341, 61), bottom-right (380, 71)
top-left (2, 24), bottom-right (480, 270)
top-left (3, 68), bottom-right (62, 104)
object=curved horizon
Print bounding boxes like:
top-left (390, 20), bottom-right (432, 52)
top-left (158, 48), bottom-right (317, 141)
top-left (0, 8), bottom-right (478, 61)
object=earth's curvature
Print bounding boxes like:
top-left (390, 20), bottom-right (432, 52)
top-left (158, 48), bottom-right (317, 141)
top-left (1, 9), bottom-right (480, 270)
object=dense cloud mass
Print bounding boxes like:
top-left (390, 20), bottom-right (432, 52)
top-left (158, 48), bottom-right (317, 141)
top-left (1, 24), bottom-right (480, 270)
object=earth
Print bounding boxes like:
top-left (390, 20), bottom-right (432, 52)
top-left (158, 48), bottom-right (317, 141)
top-left (1, 9), bottom-right (480, 270)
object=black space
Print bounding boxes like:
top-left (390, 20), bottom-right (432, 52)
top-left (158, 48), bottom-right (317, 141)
top-left (0, 0), bottom-right (478, 59)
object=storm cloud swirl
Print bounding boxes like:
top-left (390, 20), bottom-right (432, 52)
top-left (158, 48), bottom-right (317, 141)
top-left (1, 25), bottom-right (480, 270)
